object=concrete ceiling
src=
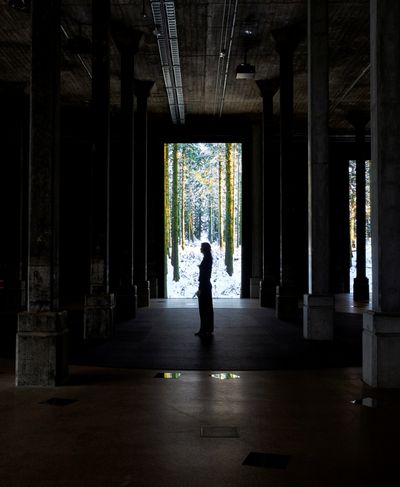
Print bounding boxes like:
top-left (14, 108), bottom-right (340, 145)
top-left (0, 1), bottom-right (370, 130)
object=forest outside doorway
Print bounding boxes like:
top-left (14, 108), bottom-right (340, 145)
top-left (164, 142), bottom-right (242, 298)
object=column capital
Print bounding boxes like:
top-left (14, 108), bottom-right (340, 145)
top-left (134, 79), bottom-right (155, 99)
top-left (345, 109), bottom-right (370, 130)
top-left (256, 78), bottom-right (280, 98)
top-left (271, 22), bottom-right (306, 55)
top-left (111, 20), bottom-right (143, 54)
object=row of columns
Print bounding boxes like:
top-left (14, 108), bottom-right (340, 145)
top-left (258, 0), bottom-right (400, 387)
top-left (16, 0), bottom-right (400, 388)
top-left (16, 0), bottom-right (152, 386)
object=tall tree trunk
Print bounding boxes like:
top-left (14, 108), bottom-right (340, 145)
top-left (196, 206), bottom-right (202, 240)
top-left (164, 144), bottom-right (171, 259)
top-left (171, 143), bottom-right (180, 281)
top-left (181, 145), bottom-right (186, 249)
top-left (187, 187), bottom-right (194, 242)
top-left (188, 211), bottom-right (194, 241)
top-left (232, 143), bottom-right (236, 247)
top-left (235, 144), bottom-right (241, 246)
top-left (218, 149), bottom-right (224, 248)
top-left (225, 143), bottom-right (234, 276)
top-left (208, 195), bottom-right (212, 242)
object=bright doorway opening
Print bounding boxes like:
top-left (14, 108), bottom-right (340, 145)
top-left (164, 142), bottom-right (242, 298)
top-left (349, 159), bottom-right (372, 292)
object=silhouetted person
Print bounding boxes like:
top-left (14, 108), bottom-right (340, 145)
top-left (195, 242), bottom-right (214, 336)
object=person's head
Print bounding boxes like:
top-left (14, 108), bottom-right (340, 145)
top-left (200, 242), bottom-right (211, 255)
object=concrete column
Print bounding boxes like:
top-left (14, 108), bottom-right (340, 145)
top-left (16, 0), bottom-right (68, 386)
top-left (249, 123), bottom-right (262, 299)
top-left (303, 0), bottom-right (334, 340)
top-left (134, 80), bottom-right (154, 307)
top-left (84, 0), bottom-right (115, 339)
top-left (272, 24), bottom-right (304, 320)
top-left (256, 78), bottom-right (280, 307)
top-left (363, 0), bottom-right (400, 387)
top-left (347, 111), bottom-right (370, 302)
top-left (112, 24), bottom-right (143, 321)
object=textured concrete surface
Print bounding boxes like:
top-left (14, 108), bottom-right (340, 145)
top-left (0, 358), bottom-right (398, 486)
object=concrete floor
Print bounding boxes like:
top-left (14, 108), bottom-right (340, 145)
top-left (71, 298), bottom-right (363, 371)
top-left (1, 296), bottom-right (398, 486)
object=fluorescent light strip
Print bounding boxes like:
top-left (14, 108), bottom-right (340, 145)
top-left (150, 0), bottom-right (185, 124)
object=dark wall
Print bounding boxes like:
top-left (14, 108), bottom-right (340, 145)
top-left (292, 137), bottom-right (309, 296)
top-left (59, 107), bottom-right (92, 307)
top-left (0, 91), bottom-right (28, 313)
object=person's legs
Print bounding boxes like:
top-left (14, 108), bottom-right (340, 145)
top-left (204, 291), bottom-right (214, 333)
top-left (198, 293), bottom-right (206, 332)
top-left (196, 288), bottom-right (214, 335)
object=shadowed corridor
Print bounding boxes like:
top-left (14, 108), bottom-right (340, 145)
top-left (71, 297), bottom-right (363, 371)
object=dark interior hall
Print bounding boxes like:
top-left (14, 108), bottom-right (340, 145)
top-left (1, 1), bottom-right (400, 485)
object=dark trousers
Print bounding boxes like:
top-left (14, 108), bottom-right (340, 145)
top-left (198, 285), bottom-right (214, 333)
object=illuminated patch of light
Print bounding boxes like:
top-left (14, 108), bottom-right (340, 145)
top-left (210, 372), bottom-right (240, 380)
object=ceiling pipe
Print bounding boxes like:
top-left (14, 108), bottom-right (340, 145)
top-left (61, 24), bottom-right (92, 79)
top-left (150, 0), bottom-right (185, 124)
top-left (213, 0), bottom-right (238, 117)
top-left (213, 0), bottom-right (228, 115)
top-left (329, 64), bottom-right (370, 113)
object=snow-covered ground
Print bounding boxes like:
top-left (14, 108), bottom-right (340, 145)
top-left (349, 238), bottom-right (372, 293)
top-left (167, 238), bottom-right (371, 297)
top-left (166, 239), bottom-right (241, 298)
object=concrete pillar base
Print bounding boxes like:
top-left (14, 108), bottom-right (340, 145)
top-left (259, 279), bottom-right (276, 308)
top-left (250, 277), bottom-right (261, 299)
top-left (115, 286), bottom-right (137, 322)
top-left (276, 286), bottom-right (299, 320)
top-left (363, 311), bottom-right (400, 388)
top-left (84, 293), bottom-right (115, 340)
top-left (136, 281), bottom-right (150, 307)
top-left (353, 276), bottom-right (370, 302)
top-left (16, 310), bottom-right (68, 386)
top-left (303, 294), bottom-right (335, 340)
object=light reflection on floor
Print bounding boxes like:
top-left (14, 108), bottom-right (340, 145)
top-left (211, 373), bottom-right (240, 380)
top-left (155, 372), bottom-right (182, 379)
top-left (152, 298), bottom-right (261, 309)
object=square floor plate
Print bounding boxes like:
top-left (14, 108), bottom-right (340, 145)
top-left (40, 398), bottom-right (77, 406)
top-left (201, 426), bottom-right (239, 438)
top-left (242, 451), bottom-right (291, 469)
